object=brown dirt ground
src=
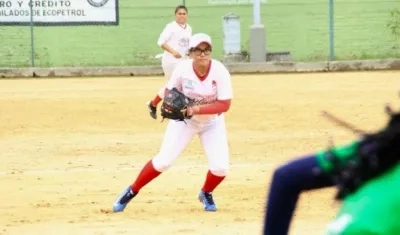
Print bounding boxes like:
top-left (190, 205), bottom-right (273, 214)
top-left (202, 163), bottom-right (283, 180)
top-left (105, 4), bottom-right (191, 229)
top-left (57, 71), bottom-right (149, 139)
top-left (0, 71), bottom-right (399, 235)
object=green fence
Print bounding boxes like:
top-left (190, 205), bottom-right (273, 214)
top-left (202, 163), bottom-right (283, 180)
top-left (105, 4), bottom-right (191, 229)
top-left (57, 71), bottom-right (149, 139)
top-left (0, 0), bottom-right (399, 68)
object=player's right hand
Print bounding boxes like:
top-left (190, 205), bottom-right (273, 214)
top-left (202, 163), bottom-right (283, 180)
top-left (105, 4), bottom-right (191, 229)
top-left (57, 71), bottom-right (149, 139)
top-left (173, 51), bottom-right (182, 58)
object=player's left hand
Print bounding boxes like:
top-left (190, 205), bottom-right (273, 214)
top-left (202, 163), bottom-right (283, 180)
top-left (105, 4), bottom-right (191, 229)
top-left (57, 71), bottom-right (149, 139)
top-left (160, 88), bottom-right (194, 121)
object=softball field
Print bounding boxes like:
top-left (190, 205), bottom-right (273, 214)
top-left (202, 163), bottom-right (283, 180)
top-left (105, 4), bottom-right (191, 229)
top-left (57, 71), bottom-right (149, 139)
top-left (0, 71), bottom-right (398, 235)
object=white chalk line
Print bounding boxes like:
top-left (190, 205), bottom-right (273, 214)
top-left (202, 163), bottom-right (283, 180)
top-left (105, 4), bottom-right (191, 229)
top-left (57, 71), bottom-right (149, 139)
top-left (0, 162), bottom-right (275, 176)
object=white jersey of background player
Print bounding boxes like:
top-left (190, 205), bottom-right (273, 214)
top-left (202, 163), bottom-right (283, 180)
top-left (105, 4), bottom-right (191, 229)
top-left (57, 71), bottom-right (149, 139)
top-left (147, 5), bottom-right (192, 120)
top-left (113, 33), bottom-right (233, 213)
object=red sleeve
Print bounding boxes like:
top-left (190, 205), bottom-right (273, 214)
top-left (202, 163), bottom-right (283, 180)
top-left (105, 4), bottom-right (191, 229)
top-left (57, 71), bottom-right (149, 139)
top-left (198, 99), bottom-right (231, 115)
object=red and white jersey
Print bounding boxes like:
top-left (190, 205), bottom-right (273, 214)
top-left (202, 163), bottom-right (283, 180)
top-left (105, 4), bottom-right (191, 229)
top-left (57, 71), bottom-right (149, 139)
top-left (157, 21), bottom-right (192, 63)
top-left (166, 59), bottom-right (233, 123)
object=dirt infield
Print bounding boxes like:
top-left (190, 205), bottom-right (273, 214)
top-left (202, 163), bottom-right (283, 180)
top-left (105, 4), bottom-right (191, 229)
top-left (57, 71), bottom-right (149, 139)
top-left (0, 71), bottom-right (399, 235)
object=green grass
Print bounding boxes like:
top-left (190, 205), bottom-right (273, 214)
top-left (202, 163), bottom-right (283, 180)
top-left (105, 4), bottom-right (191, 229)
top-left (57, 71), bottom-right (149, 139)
top-left (0, 0), bottom-right (399, 67)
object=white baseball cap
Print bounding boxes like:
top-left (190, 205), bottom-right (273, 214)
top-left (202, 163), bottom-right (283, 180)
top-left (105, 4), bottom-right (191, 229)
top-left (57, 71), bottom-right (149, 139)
top-left (189, 33), bottom-right (212, 49)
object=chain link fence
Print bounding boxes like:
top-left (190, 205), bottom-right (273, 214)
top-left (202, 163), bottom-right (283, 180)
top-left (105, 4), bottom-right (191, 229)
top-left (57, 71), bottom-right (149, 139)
top-left (0, 0), bottom-right (399, 67)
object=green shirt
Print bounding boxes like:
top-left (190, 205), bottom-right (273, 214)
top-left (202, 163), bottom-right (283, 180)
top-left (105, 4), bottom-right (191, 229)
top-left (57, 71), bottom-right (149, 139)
top-left (315, 140), bottom-right (400, 234)
top-left (316, 140), bottom-right (360, 174)
top-left (325, 163), bottom-right (400, 235)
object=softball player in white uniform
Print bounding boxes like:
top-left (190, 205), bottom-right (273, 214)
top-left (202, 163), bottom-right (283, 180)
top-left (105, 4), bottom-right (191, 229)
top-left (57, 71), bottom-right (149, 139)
top-left (147, 5), bottom-right (192, 119)
top-left (113, 33), bottom-right (233, 213)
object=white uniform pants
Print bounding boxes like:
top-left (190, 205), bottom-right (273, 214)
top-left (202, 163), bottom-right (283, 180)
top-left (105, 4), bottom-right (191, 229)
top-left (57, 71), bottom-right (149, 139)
top-left (152, 115), bottom-right (229, 177)
top-left (158, 56), bottom-right (188, 98)
top-left (161, 60), bottom-right (178, 81)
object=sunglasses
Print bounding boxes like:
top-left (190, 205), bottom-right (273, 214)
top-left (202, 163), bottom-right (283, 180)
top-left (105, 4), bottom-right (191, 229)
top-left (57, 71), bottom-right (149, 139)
top-left (192, 47), bottom-right (212, 56)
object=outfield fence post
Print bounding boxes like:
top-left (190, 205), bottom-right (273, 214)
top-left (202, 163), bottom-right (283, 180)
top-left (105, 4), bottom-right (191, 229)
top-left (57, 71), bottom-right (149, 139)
top-left (249, 0), bottom-right (267, 62)
top-left (329, 0), bottom-right (335, 61)
top-left (29, 0), bottom-right (35, 67)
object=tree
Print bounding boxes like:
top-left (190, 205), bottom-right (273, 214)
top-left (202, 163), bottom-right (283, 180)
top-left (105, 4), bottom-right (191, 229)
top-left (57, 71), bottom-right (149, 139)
top-left (387, 8), bottom-right (400, 41)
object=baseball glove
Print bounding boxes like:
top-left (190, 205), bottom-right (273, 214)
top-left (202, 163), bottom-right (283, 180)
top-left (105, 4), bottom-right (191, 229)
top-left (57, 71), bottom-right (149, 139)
top-left (160, 88), bottom-right (194, 122)
top-left (324, 106), bottom-right (400, 200)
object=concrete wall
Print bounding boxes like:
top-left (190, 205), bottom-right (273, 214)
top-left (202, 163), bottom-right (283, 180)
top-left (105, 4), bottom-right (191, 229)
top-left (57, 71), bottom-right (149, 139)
top-left (1, 59), bottom-right (400, 78)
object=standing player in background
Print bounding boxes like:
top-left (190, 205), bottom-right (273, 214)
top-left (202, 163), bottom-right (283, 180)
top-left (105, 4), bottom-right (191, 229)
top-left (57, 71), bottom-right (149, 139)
top-left (262, 106), bottom-right (400, 235)
top-left (113, 33), bottom-right (233, 213)
top-left (147, 5), bottom-right (192, 119)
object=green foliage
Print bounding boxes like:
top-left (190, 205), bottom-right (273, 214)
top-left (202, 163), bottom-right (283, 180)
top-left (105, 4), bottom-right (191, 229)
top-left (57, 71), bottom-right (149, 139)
top-left (240, 39), bottom-right (249, 60)
top-left (387, 8), bottom-right (400, 41)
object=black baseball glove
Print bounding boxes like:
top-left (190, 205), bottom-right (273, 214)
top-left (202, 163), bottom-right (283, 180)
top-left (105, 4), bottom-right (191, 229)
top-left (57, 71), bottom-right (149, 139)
top-left (160, 88), bottom-right (194, 122)
top-left (325, 108), bottom-right (400, 200)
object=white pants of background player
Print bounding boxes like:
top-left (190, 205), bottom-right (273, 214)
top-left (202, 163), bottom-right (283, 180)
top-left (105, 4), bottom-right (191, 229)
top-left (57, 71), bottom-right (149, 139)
top-left (152, 115), bottom-right (229, 177)
top-left (157, 57), bottom-right (188, 98)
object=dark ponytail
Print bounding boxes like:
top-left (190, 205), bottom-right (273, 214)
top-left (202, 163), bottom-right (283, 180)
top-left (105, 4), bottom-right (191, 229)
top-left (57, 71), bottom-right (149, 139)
top-left (175, 5), bottom-right (188, 14)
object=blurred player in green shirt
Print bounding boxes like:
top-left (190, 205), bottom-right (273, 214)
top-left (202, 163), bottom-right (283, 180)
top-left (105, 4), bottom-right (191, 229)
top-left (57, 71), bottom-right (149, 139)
top-left (263, 108), bottom-right (400, 235)
top-left (324, 150), bottom-right (400, 234)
